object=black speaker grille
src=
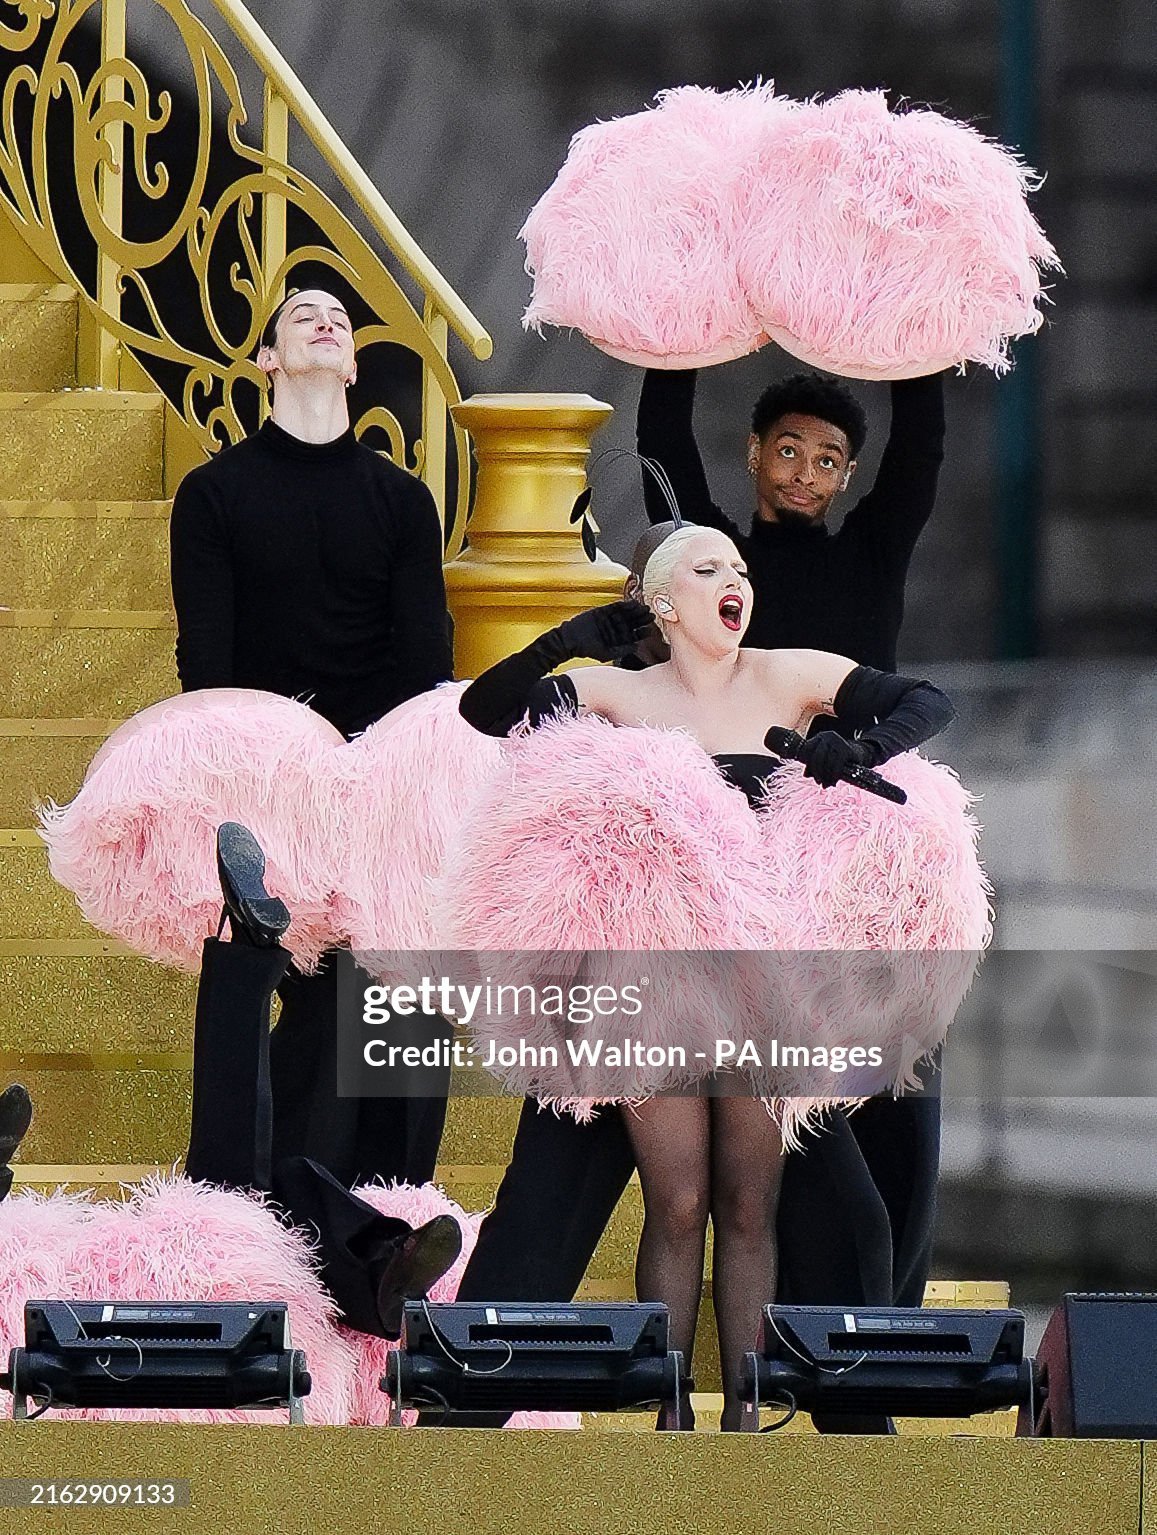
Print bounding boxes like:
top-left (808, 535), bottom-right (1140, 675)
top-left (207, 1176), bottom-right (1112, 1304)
top-left (827, 1331), bottom-right (972, 1355)
top-left (467, 1326), bottom-right (616, 1346)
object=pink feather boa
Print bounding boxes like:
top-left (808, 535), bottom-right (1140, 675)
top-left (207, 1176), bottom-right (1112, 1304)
top-left (0, 1179), bottom-right (578, 1429)
top-left (521, 84), bottom-right (1058, 376)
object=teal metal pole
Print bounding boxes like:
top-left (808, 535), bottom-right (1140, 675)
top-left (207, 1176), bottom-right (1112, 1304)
top-left (996, 0), bottom-right (1041, 657)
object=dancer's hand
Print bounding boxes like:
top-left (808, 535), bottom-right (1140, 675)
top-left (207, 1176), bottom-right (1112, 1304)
top-left (556, 600), bottom-right (658, 662)
top-left (797, 731), bottom-right (876, 789)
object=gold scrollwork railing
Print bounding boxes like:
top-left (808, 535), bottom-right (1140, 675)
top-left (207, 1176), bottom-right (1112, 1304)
top-left (0, 0), bottom-right (491, 551)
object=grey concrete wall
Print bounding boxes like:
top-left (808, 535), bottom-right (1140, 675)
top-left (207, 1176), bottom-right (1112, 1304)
top-left (922, 656), bottom-right (1157, 1297)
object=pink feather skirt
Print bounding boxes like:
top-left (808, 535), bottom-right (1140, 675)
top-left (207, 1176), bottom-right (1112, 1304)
top-left (40, 690), bottom-right (989, 1141)
top-left (436, 715), bottom-right (992, 1137)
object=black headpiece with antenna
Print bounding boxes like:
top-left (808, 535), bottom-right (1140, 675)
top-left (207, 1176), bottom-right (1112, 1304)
top-left (569, 448), bottom-right (684, 561)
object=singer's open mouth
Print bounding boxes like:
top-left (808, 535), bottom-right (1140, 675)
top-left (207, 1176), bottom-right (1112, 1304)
top-left (719, 596), bottom-right (743, 631)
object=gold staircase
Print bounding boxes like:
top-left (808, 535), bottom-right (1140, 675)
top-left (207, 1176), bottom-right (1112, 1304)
top-left (0, 280), bottom-right (195, 1176)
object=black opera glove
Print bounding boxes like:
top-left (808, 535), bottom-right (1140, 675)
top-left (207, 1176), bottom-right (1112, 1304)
top-left (831, 665), bottom-right (955, 764)
top-left (459, 600), bottom-right (657, 737)
top-left (796, 731), bottom-right (876, 789)
top-left (554, 600), bottom-right (658, 663)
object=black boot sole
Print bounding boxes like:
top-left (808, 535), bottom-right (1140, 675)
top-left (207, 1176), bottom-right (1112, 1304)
top-left (374, 1215), bottom-right (464, 1336)
top-left (216, 822), bottom-right (291, 947)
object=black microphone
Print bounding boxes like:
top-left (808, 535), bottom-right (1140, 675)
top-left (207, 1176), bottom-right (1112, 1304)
top-left (764, 727), bottom-right (908, 805)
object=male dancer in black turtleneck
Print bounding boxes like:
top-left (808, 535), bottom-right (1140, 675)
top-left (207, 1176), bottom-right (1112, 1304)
top-left (453, 363), bottom-right (946, 1432)
top-left (169, 287), bottom-right (454, 1189)
top-left (637, 368), bottom-right (944, 671)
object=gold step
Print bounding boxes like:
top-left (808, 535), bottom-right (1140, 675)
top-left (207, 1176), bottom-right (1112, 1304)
top-left (0, 500), bottom-right (171, 608)
top-left (0, 952), bottom-right (531, 1162)
top-left (11, 1163), bottom-right (169, 1197)
top-left (586, 1396), bottom-right (1017, 1436)
top-left (0, 623), bottom-right (176, 715)
top-left (0, 719), bottom-right (118, 827)
top-left (0, 831), bottom-right (107, 938)
top-left (0, 285), bottom-right (77, 391)
top-left (0, 950), bottom-right (195, 1050)
top-left (2, 1066), bottom-right (191, 1163)
top-left (0, 390), bottom-right (163, 499)
top-left (0, 1050), bottom-right (528, 1167)
top-left (439, 1094), bottom-right (522, 1163)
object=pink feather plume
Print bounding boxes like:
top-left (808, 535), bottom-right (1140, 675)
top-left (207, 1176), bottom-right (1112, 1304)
top-left (521, 85), bottom-right (788, 366)
top-left (737, 90), bottom-right (1061, 377)
top-left (38, 691), bottom-right (345, 973)
top-left (522, 84), bottom-right (1059, 376)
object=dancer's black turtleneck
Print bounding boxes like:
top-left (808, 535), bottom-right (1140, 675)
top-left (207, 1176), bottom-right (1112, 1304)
top-left (170, 419), bottom-right (453, 738)
top-left (636, 370), bottom-right (945, 672)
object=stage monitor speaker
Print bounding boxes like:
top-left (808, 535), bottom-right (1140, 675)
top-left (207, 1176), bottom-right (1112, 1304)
top-left (0, 1301), bottom-right (311, 1422)
top-left (742, 1304), bottom-right (1030, 1427)
top-left (385, 1301), bottom-right (685, 1425)
top-left (1028, 1293), bottom-right (1157, 1438)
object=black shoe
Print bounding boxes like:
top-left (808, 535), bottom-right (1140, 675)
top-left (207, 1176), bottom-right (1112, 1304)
top-left (215, 823), bottom-right (290, 947)
top-left (372, 1214), bottom-right (463, 1338)
top-left (0, 1084), bottom-right (32, 1203)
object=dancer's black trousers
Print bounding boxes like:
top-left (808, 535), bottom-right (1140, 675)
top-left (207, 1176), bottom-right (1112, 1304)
top-left (455, 1088), bottom-right (940, 1432)
top-left (184, 939), bottom-right (426, 1335)
top-left (269, 955), bottom-right (448, 1188)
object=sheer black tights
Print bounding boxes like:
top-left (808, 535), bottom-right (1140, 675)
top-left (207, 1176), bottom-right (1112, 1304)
top-left (624, 1095), bottom-right (786, 1431)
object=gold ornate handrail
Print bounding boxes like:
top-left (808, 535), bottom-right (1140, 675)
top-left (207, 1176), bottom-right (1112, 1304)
top-left (0, 0), bottom-right (491, 551)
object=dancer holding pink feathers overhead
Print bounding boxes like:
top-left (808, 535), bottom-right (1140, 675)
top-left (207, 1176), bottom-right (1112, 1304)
top-left (454, 521), bottom-right (986, 1430)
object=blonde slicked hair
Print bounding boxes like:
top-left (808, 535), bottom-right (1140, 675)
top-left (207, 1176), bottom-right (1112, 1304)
top-left (639, 524), bottom-right (707, 611)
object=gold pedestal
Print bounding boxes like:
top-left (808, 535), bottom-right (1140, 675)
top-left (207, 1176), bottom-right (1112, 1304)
top-left (446, 393), bottom-right (628, 677)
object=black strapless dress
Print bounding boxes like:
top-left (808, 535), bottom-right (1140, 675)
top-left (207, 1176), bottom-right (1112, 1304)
top-left (711, 751), bottom-right (783, 809)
